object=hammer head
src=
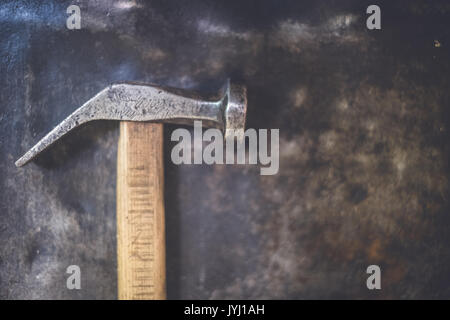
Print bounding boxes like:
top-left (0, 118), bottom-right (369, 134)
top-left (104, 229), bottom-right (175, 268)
top-left (15, 80), bottom-right (247, 167)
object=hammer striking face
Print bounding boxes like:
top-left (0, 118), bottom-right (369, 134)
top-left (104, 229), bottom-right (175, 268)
top-left (15, 80), bottom-right (247, 167)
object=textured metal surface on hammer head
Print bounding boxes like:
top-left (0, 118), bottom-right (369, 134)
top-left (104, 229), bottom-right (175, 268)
top-left (224, 83), bottom-right (247, 141)
top-left (15, 80), bottom-right (247, 167)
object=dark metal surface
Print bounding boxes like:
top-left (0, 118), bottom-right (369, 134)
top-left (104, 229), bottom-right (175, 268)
top-left (1, 0), bottom-right (450, 299)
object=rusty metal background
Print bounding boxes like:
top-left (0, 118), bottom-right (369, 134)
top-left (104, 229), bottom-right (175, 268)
top-left (1, 0), bottom-right (450, 299)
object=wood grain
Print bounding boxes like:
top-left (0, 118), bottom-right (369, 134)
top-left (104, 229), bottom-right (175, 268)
top-left (117, 122), bottom-right (166, 300)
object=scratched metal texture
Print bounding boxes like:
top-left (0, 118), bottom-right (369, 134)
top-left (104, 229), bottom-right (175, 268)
top-left (1, 0), bottom-right (450, 299)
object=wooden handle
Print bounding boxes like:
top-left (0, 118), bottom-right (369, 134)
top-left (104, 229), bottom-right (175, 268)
top-left (117, 122), bottom-right (166, 300)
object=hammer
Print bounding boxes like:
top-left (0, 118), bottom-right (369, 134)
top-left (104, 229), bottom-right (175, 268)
top-left (15, 80), bottom-right (247, 299)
